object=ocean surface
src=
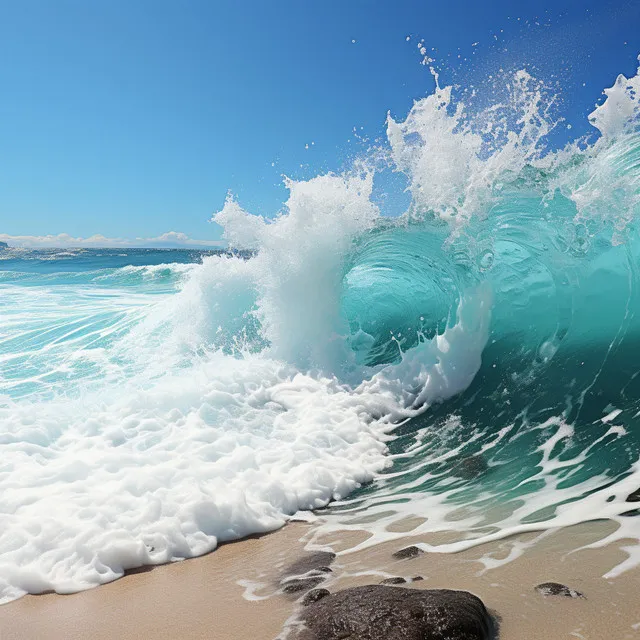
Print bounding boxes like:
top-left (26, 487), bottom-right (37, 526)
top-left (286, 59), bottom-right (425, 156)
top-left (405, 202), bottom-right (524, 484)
top-left (1, 60), bottom-right (640, 603)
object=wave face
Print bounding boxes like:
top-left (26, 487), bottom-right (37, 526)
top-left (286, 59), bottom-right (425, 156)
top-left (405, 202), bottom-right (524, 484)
top-left (1, 60), bottom-right (640, 602)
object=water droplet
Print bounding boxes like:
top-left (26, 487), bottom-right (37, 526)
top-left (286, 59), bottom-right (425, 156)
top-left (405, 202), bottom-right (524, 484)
top-left (478, 250), bottom-right (494, 272)
top-left (538, 340), bottom-right (558, 362)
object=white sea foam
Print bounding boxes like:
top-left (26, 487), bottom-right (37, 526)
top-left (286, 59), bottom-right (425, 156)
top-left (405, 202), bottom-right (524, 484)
top-left (305, 416), bottom-right (640, 569)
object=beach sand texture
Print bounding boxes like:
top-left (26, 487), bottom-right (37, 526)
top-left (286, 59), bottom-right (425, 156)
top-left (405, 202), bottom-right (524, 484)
top-left (1, 520), bottom-right (639, 639)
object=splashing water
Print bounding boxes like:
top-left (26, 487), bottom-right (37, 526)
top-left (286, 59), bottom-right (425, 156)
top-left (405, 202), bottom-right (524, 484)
top-left (1, 58), bottom-right (640, 603)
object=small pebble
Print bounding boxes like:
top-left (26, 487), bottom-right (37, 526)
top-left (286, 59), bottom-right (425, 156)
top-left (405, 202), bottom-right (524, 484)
top-left (535, 582), bottom-right (585, 598)
top-left (627, 488), bottom-right (640, 503)
top-left (392, 546), bottom-right (424, 560)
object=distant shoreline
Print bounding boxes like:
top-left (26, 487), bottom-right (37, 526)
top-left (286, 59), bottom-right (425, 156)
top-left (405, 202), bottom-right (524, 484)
top-left (0, 246), bottom-right (257, 256)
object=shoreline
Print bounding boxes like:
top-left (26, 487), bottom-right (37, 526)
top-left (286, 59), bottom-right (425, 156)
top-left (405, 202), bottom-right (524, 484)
top-left (1, 518), bottom-right (639, 639)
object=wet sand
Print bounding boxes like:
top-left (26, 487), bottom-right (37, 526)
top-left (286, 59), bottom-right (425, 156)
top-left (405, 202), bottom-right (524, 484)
top-left (1, 519), bottom-right (639, 639)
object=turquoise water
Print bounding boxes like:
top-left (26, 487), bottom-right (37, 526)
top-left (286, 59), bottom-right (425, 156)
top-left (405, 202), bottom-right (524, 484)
top-left (322, 142), bottom-right (640, 552)
top-left (0, 249), bottom-right (214, 399)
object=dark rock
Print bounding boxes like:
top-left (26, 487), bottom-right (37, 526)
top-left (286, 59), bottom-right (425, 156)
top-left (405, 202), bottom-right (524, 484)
top-left (380, 577), bottom-right (407, 585)
top-left (285, 552), bottom-right (336, 577)
top-left (453, 455), bottom-right (488, 480)
top-left (535, 582), bottom-right (585, 598)
top-left (280, 551), bottom-right (336, 594)
top-left (412, 576), bottom-right (424, 581)
top-left (300, 585), bottom-right (494, 640)
top-left (392, 545), bottom-right (424, 560)
top-left (627, 488), bottom-right (640, 503)
top-left (303, 589), bottom-right (331, 606)
top-left (283, 576), bottom-right (326, 594)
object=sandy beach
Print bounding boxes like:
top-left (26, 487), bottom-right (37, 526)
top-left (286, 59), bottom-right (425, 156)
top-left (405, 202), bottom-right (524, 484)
top-left (1, 518), bottom-right (639, 639)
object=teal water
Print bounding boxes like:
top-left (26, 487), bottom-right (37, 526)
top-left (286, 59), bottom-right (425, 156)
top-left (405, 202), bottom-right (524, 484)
top-left (322, 134), bottom-right (640, 553)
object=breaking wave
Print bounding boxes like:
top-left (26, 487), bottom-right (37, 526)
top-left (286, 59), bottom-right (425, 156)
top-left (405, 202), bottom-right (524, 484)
top-left (0, 57), bottom-right (639, 602)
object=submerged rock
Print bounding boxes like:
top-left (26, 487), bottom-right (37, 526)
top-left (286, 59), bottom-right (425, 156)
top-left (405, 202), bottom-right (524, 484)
top-left (535, 582), bottom-right (585, 598)
top-left (300, 585), bottom-right (494, 639)
top-left (627, 488), bottom-right (640, 503)
top-left (302, 589), bottom-right (331, 606)
top-left (283, 576), bottom-right (326, 594)
top-left (392, 545), bottom-right (424, 560)
top-left (453, 455), bottom-right (488, 480)
top-left (285, 552), bottom-right (336, 576)
top-left (280, 551), bottom-right (336, 594)
top-left (380, 576), bottom-right (407, 585)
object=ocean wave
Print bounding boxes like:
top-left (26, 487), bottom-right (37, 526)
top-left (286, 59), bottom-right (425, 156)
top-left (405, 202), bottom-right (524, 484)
top-left (0, 262), bottom-right (197, 288)
top-left (0, 58), bottom-right (639, 602)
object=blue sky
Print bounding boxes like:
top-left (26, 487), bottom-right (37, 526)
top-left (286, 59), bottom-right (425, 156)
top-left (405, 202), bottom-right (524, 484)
top-left (0, 0), bottom-right (638, 247)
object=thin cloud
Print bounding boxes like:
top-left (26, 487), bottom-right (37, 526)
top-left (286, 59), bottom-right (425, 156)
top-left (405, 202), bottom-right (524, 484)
top-left (0, 231), bottom-right (225, 249)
